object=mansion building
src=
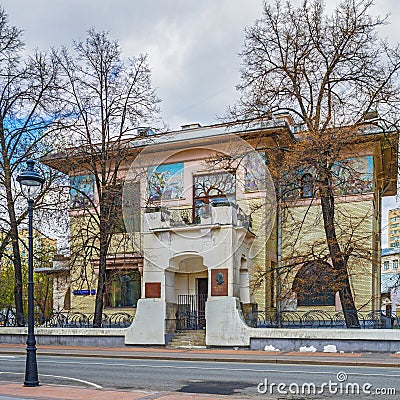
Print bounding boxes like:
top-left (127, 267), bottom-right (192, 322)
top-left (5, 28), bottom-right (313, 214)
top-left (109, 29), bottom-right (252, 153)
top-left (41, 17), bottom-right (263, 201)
top-left (42, 115), bottom-right (397, 345)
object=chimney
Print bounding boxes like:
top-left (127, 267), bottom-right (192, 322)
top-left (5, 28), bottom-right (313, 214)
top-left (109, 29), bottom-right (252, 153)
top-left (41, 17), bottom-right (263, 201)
top-left (181, 123), bottom-right (201, 130)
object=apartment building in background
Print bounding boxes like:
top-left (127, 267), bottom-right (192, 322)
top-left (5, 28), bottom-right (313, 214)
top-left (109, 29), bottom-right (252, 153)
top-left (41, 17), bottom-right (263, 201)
top-left (388, 208), bottom-right (400, 247)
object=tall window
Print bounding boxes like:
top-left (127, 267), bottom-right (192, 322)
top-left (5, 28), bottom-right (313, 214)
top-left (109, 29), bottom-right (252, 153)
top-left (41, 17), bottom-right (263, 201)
top-left (393, 260), bottom-right (398, 269)
top-left (106, 270), bottom-right (141, 308)
top-left (300, 173), bottom-right (313, 198)
top-left (70, 175), bottom-right (95, 209)
top-left (104, 182), bottom-right (126, 234)
top-left (292, 261), bottom-right (335, 306)
top-left (244, 151), bottom-right (268, 192)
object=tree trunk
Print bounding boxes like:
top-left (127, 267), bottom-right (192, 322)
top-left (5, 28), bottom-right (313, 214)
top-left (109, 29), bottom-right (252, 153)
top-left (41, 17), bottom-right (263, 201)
top-left (319, 174), bottom-right (360, 328)
top-left (10, 222), bottom-right (24, 326)
top-left (93, 253), bottom-right (106, 327)
top-left (3, 157), bottom-right (25, 326)
top-left (93, 209), bottom-right (108, 328)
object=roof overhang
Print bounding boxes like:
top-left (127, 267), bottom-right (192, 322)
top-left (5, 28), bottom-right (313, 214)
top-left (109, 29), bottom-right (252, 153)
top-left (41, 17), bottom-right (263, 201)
top-left (41, 119), bottom-right (294, 175)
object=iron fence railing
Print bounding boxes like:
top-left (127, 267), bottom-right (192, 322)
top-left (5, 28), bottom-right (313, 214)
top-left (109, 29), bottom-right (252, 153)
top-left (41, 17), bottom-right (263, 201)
top-left (2, 308), bottom-right (397, 330)
top-left (0, 310), bottom-right (134, 328)
top-left (244, 309), bottom-right (399, 329)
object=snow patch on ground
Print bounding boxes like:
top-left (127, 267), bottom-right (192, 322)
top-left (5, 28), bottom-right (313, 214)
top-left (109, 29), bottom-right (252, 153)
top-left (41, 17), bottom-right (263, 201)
top-left (299, 345), bottom-right (317, 352)
top-left (323, 345), bottom-right (338, 353)
top-left (264, 345), bottom-right (280, 352)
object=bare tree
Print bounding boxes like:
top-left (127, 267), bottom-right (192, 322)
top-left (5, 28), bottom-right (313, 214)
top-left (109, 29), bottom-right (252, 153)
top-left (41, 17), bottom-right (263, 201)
top-left (233, 0), bottom-right (400, 327)
top-left (55, 29), bottom-right (161, 327)
top-left (0, 7), bottom-right (65, 325)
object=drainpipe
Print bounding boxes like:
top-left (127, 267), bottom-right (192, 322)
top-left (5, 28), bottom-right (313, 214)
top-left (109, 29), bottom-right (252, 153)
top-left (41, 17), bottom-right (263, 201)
top-left (276, 182), bottom-right (282, 327)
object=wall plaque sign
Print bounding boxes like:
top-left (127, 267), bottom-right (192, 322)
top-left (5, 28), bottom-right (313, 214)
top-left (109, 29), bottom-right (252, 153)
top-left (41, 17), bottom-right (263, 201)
top-left (145, 282), bottom-right (161, 298)
top-left (73, 289), bottom-right (96, 296)
top-left (211, 268), bottom-right (228, 296)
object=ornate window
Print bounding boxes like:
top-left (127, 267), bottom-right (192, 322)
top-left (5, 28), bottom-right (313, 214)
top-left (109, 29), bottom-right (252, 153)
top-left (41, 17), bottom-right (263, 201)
top-left (104, 182), bottom-right (126, 233)
top-left (193, 172), bottom-right (236, 220)
top-left (292, 261), bottom-right (335, 306)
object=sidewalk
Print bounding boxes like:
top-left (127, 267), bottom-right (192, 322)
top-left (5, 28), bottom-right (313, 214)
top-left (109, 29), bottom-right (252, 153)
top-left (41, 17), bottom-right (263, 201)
top-left (0, 383), bottom-right (235, 400)
top-left (1, 343), bottom-right (400, 367)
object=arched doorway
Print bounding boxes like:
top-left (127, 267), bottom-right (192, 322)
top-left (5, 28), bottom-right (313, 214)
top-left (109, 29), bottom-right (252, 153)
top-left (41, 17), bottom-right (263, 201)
top-left (168, 254), bottom-right (208, 330)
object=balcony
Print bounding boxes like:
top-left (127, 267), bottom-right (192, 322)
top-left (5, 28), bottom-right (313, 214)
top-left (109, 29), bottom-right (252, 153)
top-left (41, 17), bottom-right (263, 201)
top-left (143, 202), bottom-right (252, 232)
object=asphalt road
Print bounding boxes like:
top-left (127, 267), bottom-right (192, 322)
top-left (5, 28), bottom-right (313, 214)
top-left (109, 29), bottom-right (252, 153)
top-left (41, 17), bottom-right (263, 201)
top-left (1, 355), bottom-right (400, 399)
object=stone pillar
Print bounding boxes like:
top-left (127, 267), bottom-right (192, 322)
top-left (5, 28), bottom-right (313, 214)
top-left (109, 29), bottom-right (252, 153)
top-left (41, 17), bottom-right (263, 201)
top-left (125, 298), bottom-right (166, 345)
top-left (205, 296), bottom-right (250, 347)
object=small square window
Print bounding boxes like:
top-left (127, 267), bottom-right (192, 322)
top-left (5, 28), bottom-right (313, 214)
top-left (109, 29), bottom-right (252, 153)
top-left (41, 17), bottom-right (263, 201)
top-left (384, 261), bottom-right (390, 270)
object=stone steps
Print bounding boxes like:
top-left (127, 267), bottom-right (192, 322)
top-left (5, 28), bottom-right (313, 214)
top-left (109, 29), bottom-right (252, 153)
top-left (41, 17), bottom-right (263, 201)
top-left (168, 330), bottom-right (206, 348)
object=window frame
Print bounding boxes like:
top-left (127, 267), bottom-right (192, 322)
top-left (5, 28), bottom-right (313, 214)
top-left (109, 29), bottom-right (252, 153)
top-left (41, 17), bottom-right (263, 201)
top-left (293, 261), bottom-right (335, 307)
top-left (105, 269), bottom-right (141, 308)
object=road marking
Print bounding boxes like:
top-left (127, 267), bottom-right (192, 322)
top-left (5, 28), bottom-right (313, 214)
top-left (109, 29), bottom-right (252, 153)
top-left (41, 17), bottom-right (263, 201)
top-left (0, 356), bottom-right (15, 359)
top-left (0, 371), bottom-right (102, 389)
top-left (16, 359), bottom-right (400, 378)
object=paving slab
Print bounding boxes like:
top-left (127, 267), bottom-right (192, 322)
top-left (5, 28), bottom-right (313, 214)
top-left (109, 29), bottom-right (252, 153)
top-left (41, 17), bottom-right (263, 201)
top-left (0, 383), bottom-right (235, 400)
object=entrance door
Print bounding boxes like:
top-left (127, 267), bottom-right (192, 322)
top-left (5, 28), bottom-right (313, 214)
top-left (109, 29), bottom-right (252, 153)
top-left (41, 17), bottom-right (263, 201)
top-left (176, 278), bottom-right (208, 330)
top-left (197, 278), bottom-right (208, 328)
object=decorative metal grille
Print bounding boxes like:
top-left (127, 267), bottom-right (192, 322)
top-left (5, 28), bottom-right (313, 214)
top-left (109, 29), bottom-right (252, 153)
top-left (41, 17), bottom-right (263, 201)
top-left (243, 309), bottom-right (397, 329)
top-left (176, 294), bottom-right (207, 330)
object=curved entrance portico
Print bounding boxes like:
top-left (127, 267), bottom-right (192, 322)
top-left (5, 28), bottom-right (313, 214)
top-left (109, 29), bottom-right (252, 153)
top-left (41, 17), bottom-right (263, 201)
top-left (167, 253), bottom-right (208, 330)
top-left (125, 203), bottom-right (255, 345)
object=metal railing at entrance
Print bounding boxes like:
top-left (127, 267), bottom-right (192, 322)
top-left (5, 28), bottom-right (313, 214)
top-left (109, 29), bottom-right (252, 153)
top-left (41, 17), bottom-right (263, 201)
top-left (176, 294), bottom-right (207, 330)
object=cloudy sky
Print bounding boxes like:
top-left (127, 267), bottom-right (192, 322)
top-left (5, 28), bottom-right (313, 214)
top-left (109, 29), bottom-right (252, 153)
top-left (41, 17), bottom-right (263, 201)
top-left (5, 0), bottom-right (400, 129)
top-left (4, 0), bottom-right (400, 243)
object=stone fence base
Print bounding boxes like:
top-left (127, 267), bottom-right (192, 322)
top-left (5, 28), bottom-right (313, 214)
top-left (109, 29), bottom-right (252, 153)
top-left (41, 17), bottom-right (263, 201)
top-left (2, 298), bottom-right (400, 352)
top-left (206, 297), bottom-right (400, 353)
top-left (0, 327), bottom-right (126, 347)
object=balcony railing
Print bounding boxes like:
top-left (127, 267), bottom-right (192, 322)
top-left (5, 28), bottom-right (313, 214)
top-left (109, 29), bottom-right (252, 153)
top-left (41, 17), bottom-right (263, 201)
top-left (144, 203), bottom-right (252, 230)
top-left (169, 207), bottom-right (196, 226)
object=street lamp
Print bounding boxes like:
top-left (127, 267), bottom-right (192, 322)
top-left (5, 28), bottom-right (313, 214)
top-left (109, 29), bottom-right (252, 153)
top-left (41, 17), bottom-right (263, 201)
top-left (16, 159), bottom-right (45, 387)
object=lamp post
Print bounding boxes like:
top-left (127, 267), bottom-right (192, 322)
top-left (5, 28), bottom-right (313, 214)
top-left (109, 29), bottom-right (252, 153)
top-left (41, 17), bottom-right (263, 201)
top-left (16, 159), bottom-right (44, 387)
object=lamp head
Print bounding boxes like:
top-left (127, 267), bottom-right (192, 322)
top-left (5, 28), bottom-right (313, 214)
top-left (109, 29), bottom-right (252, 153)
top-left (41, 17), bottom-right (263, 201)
top-left (16, 160), bottom-right (45, 200)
